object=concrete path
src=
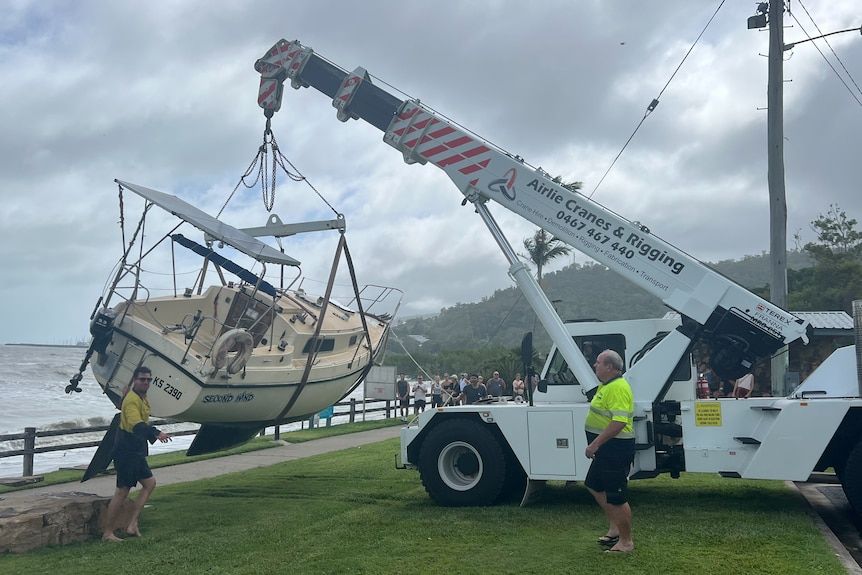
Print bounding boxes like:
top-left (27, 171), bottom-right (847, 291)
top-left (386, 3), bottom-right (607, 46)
top-left (793, 478), bottom-right (862, 574)
top-left (0, 426), bottom-right (402, 507)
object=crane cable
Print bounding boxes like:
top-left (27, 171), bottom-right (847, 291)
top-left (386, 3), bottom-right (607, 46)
top-left (589, 0), bottom-right (726, 199)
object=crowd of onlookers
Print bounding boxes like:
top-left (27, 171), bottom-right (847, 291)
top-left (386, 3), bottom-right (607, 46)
top-left (396, 357), bottom-right (806, 420)
top-left (695, 361), bottom-right (772, 399)
top-left (395, 370), bottom-right (527, 421)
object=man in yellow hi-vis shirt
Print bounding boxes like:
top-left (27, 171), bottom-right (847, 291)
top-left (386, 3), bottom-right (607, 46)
top-left (584, 349), bottom-right (635, 553)
top-left (102, 366), bottom-right (171, 542)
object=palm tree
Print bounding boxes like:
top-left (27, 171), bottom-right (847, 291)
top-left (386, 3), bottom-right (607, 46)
top-left (521, 178), bottom-right (580, 284)
top-left (552, 177), bottom-right (583, 194)
top-left (522, 228), bottom-right (572, 284)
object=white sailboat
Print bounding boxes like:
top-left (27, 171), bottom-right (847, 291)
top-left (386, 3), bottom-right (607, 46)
top-left (70, 180), bottom-right (400, 461)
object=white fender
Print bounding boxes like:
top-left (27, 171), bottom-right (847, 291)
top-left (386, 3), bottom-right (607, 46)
top-left (211, 329), bottom-right (254, 374)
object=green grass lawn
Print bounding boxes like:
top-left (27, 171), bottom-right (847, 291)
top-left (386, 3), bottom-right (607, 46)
top-left (0, 426), bottom-right (847, 575)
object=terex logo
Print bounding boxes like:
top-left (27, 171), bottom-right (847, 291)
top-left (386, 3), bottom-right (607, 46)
top-left (488, 167), bottom-right (517, 201)
top-left (757, 304), bottom-right (765, 311)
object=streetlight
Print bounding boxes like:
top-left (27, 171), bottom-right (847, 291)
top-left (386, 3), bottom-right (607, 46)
top-left (784, 26), bottom-right (862, 51)
top-left (749, 3), bottom-right (860, 396)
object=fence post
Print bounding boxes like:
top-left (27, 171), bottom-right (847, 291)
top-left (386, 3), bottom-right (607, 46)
top-left (274, 425), bottom-right (280, 440)
top-left (23, 427), bottom-right (36, 477)
top-left (349, 398), bottom-right (356, 423)
top-left (386, 399), bottom-right (391, 419)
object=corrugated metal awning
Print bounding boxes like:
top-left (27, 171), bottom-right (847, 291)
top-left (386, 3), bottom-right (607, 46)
top-left (791, 311), bottom-right (854, 334)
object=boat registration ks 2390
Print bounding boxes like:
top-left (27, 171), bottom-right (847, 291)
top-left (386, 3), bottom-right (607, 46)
top-left (150, 376), bottom-right (183, 401)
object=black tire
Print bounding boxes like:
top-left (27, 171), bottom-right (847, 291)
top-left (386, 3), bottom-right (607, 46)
top-left (497, 452), bottom-right (528, 504)
top-left (418, 418), bottom-right (506, 507)
top-left (841, 440), bottom-right (862, 515)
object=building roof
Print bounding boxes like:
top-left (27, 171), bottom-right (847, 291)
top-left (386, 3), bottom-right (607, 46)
top-left (792, 311), bottom-right (854, 334)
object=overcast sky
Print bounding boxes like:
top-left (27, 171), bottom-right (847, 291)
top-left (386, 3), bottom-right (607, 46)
top-left (1, 0), bottom-right (860, 344)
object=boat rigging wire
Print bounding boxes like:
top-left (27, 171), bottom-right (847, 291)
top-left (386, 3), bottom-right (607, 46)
top-left (588, 0), bottom-right (726, 199)
top-left (483, 291), bottom-right (525, 351)
top-left (389, 329), bottom-right (434, 381)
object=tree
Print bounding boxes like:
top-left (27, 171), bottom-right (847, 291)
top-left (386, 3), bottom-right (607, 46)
top-left (522, 228), bottom-right (572, 284)
top-left (804, 204), bottom-right (862, 263)
top-left (520, 179), bottom-right (580, 284)
top-left (551, 177), bottom-right (583, 194)
top-left (791, 204), bottom-right (862, 313)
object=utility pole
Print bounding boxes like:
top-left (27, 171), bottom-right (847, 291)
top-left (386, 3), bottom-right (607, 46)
top-left (767, 1), bottom-right (788, 397)
top-left (751, 4), bottom-right (861, 395)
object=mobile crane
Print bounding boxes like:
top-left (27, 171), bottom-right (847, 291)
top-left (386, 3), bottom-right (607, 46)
top-left (254, 38), bottom-right (862, 511)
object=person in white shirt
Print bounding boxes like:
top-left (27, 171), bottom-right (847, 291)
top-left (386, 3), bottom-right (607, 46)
top-left (430, 376), bottom-right (444, 408)
top-left (413, 376), bottom-right (429, 414)
top-left (733, 372), bottom-right (754, 398)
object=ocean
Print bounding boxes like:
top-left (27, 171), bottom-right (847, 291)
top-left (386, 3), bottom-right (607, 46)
top-left (0, 345), bottom-right (379, 478)
top-left (0, 345), bottom-right (200, 477)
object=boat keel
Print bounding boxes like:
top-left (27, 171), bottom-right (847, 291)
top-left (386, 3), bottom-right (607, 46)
top-left (186, 424), bottom-right (267, 456)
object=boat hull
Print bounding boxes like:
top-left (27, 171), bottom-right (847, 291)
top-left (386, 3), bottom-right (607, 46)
top-left (89, 285), bottom-right (390, 430)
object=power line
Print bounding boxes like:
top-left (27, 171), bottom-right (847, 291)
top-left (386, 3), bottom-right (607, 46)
top-left (589, 0), bottom-right (726, 199)
top-left (790, 0), bottom-right (862, 107)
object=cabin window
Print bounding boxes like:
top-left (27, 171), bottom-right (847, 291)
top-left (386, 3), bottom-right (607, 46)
top-left (349, 335), bottom-right (358, 346)
top-left (302, 337), bottom-right (335, 354)
top-left (544, 334), bottom-right (626, 386)
top-left (543, 331), bottom-right (691, 386)
top-left (219, 291), bottom-right (274, 347)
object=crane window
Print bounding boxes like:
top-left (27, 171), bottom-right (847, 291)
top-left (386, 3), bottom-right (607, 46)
top-left (544, 335), bottom-right (626, 387)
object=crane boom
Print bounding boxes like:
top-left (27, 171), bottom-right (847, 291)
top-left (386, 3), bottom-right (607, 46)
top-left (255, 38), bottom-right (808, 378)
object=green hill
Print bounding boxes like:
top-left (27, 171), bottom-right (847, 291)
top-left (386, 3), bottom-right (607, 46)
top-left (389, 250), bottom-right (813, 355)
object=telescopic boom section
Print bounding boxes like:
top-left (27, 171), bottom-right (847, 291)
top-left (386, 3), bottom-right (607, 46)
top-left (255, 38), bottom-right (809, 378)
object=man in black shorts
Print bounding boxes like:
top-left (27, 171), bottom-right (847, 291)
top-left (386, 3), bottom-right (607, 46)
top-left (102, 366), bottom-right (171, 542)
top-left (396, 373), bottom-right (410, 422)
top-left (584, 350), bottom-right (635, 553)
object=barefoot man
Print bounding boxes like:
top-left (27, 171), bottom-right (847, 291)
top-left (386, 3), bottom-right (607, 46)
top-left (584, 350), bottom-right (636, 553)
top-left (102, 366), bottom-right (171, 542)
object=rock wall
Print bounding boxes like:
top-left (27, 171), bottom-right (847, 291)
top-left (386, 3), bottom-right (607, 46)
top-left (0, 491), bottom-right (131, 553)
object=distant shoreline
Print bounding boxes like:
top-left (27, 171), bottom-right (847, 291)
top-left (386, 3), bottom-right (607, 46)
top-left (4, 343), bottom-right (88, 349)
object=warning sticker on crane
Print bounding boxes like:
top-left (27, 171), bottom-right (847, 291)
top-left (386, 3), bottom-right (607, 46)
top-left (694, 402), bottom-right (722, 426)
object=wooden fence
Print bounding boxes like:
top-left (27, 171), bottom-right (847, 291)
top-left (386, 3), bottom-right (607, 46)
top-left (0, 398), bottom-right (395, 479)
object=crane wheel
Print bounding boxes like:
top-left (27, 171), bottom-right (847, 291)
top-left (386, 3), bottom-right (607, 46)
top-left (841, 440), bottom-right (862, 516)
top-left (498, 451), bottom-right (528, 503)
top-left (418, 418), bottom-right (506, 507)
